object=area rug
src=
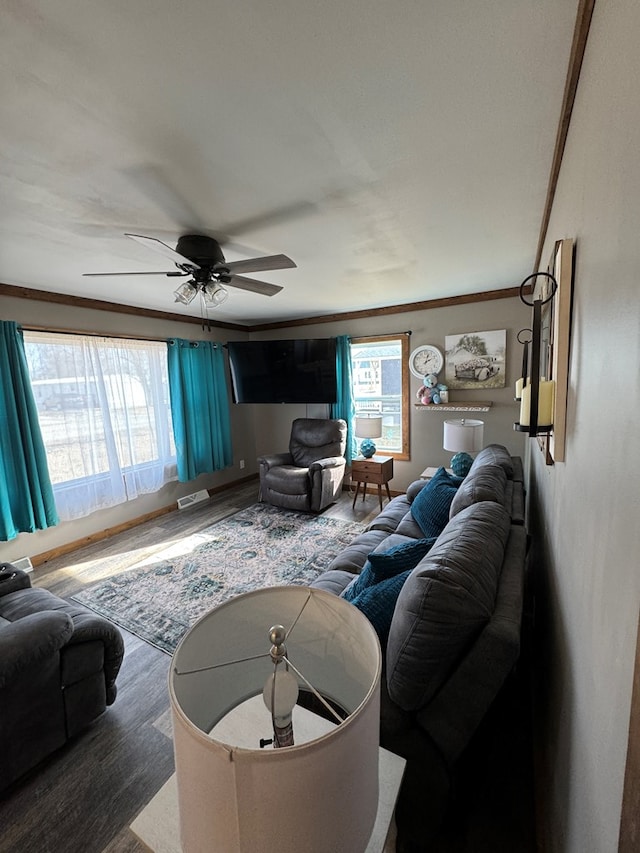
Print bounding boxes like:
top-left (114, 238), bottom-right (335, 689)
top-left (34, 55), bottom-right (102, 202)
top-left (72, 503), bottom-right (364, 654)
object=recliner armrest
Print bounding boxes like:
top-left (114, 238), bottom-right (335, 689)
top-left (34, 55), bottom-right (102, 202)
top-left (309, 455), bottom-right (346, 472)
top-left (258, 452), bottom-right (293, 470)
top-left (0, 564), bottom-right (32, 597)
top-left (0, 611), bottom-right (74, 689)
top-left (64, 610), bottom-right (125, 694)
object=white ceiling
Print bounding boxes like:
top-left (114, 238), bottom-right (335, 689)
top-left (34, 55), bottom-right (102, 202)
top-left (0, 0), bottom-right (579, 327)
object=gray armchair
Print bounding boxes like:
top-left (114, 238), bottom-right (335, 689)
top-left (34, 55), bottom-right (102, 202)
top-left (258, 418), bottom-right (347, 512)
top-left (0, 562), bottom-right (124, 792)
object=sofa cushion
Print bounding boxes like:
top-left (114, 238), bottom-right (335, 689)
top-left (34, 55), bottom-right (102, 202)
top-left (264, 465), bottom-right (310, 496)
top-left (449, 464), bottom-right (507, 519)
top-left (394, 511), bottom-right (424, 539)
top-left (341, 536), bottom-right (437, 603)
top-left (350, 569), bottom-right (412, 645)
top-left (467, 443), bottom-right (514, 479)
top-left (340, 560), bottom-right (374, 602)
top-left (410, 467), bottom-right (463, 538)
top-left (368, 536), bottom-right (438, 576)
top-left (386, 501), bottom-right (511, 712)
top-left (324, 529), bottom-right (389, 574)
top-left (310, 569), bottom-right (357, 596)
top-left (366, 495), bottom-right (412, 534)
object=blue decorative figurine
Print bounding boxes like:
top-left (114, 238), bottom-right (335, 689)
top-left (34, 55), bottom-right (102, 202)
top-left (450, 452), bottom-right (473, 478)
top-left (360, 438), bottom-right (377, 459)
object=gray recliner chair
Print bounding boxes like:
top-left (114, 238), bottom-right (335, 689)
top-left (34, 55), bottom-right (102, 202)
top-left (258, 418), bottom-right (347, 512)
top-left (0, 563), bottom-right (124, 792)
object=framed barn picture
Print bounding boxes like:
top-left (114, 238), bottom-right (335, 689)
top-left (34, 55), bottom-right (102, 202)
top-left (444, 329), bottom-right (506, 390)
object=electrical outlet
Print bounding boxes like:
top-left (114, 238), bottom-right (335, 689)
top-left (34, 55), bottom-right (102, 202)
top-left (239, 459), bottom-right (245, 469)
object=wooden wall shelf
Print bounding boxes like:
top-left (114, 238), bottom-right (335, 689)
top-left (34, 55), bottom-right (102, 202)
top-left (414, 402), bottom-right (493, 412)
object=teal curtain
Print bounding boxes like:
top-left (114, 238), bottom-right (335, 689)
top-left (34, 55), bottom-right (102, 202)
top-left (167, 338), bottom-right (233, 482)
top-left (331, 335), bottom-right (357, 464)
top-left (0, 321), bottom-right (58, 540)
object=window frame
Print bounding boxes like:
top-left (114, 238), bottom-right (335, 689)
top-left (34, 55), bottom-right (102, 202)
top-left (350, 333), bottom-right (410, 461)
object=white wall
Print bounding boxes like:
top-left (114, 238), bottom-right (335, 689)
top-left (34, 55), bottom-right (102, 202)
top-left (528, 1), bottom-right (640, 850)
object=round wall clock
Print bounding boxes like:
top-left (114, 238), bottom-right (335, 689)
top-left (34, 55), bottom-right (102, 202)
top-left (409, 344), bottom-right (444, 378)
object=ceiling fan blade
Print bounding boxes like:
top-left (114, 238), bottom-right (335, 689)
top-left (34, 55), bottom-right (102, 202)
top-left (226, 275), bottom-right (283, 297)
top-left (125, 233), bottom-right (200, 268)
top-left (222, 254), bottom-right (296, 275)
top-left (123, 164), bottom-right (207, 231)
top-left (220, 200), bottom-right (318, 238)
top-left (83, 270), bottom-right (188, 277)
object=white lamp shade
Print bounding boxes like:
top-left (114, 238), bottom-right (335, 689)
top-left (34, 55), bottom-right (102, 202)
top-left (443, 418), bottom-right (484, 453)
top-left (354, 415), bottom-right (383, 439)
top-left (169, 586), bottom-right (382, 853)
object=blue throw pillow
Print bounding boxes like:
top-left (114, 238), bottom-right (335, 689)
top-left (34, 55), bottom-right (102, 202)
top-left (367, 537), bottom-right (438, 580)
top-left (350, 570), bottom-right (412, 644)
top-left (340, 537), bottom-right (437, 602)
top-left (340, 560), bottom-right (374, 602)
top-left (410, 467), bottom-right (464, 538)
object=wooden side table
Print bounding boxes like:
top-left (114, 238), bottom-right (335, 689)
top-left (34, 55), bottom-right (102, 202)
top-left (351, 455), bottom-right (394, 511)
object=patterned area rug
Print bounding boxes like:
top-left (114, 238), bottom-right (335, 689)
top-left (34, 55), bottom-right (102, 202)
top-left (72, 503), bottom-right (363, 654)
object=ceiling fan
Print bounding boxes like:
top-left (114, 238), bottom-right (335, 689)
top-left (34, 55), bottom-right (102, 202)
top-left (84, 233), bottom-right (296, 307)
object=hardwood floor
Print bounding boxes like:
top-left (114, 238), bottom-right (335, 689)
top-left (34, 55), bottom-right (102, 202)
top-left (0, 481), bottom-right (535, 852)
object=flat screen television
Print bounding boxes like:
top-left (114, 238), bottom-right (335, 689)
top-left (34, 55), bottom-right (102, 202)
top-left (227, 338), bottom-right (337, 404)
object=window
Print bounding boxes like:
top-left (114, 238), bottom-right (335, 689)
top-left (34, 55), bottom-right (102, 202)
top-left (350, 335), bottom-right (410, 459)
top-left (24, 332), bottom-right (176, 521)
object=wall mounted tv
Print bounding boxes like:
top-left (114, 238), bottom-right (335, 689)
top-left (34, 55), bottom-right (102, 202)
top-left (227, 338), bottom-right (337, 404)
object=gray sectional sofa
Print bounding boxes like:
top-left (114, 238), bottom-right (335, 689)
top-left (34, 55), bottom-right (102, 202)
top-left (311, 444), bottom-right (528, 852)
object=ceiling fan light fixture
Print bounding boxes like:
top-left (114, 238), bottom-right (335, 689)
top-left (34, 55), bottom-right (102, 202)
top-left (202, 281), bottom-right (229, 307)
top-left (173, 280), bottom-right (198, 305)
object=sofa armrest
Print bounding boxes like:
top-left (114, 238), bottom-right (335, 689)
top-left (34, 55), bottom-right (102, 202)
top-left (0, 564), bottom-right (32, 597)
top-left (0, 611), bottom-right (74, 689)
top-left (405, 480), bottom-right (427, 503)
top-left (258, 452), bottom-right (293, 471)
top-left (309, 455), bottom-right (346, 473)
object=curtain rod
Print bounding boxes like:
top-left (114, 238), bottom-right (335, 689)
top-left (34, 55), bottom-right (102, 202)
top-left (21, 324), bottom-right (172, 343)
top-left (351, 330), bottom-right (412, 341)
top-left (21, 325), bottom-right (413, 344)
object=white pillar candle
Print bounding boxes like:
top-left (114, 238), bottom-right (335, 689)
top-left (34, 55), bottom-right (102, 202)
top-left (515, 377), bottom-right (526, 400)
top-left (519, 380), bottom-right (555, 427)
top-left (538, 379), bottom-right (555, 425)
top-left (519, 384), bottom-right (531, 426)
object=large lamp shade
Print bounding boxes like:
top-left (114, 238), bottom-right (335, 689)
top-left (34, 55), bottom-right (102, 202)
top-left (169, 586), bottom-right (382, 853)
top-left (443, 418), bottom-right (484, 477)
top-left (354, 415), bottom-right (383, 439)
top-left (354, 415), bottom-right (383, 459)
top-left (443, 418), bottom-right (484, 453)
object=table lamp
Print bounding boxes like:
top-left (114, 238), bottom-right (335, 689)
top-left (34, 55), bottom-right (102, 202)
top-left (355, 415), bottom-right (383, 458)
top-left (169, 585), bottom-right (382, 853)
top-left (443, 418), bottom-right (484, 477)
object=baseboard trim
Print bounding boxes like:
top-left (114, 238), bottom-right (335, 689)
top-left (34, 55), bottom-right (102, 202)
top-left (31, 473), bottom-right (259, 567)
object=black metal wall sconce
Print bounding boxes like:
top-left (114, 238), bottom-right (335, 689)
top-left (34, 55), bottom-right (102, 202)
top-left (514, 272), bottom-right (558, 437)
